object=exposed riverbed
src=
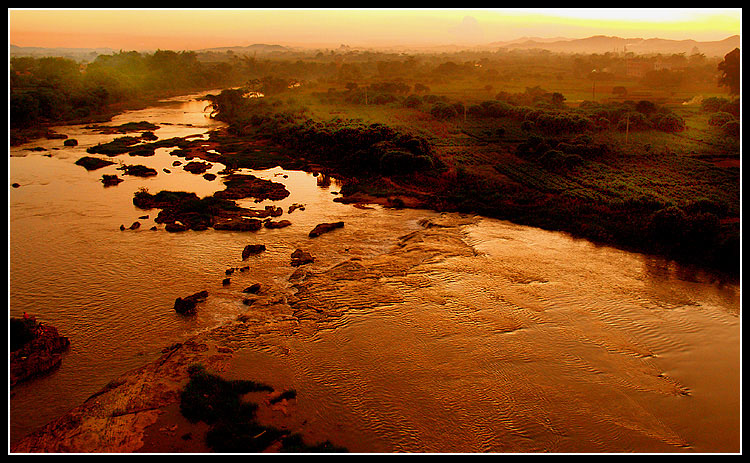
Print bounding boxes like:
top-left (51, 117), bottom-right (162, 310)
top-left (9, 91), bottom-right (740, 453)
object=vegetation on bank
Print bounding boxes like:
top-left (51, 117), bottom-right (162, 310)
top-left (202, 60), bottom-right (739, 275)
top-left (10, 51), bottom-right (252, 144)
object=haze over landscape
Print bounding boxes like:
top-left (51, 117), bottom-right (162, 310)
top-left (9, 8), bottom-right (742, 52)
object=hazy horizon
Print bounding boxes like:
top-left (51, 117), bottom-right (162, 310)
top-left (8, 8), bottom-right (742, 52)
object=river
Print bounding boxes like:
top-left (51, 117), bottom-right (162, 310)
top-left (8, 91), bottom-right (741, 453)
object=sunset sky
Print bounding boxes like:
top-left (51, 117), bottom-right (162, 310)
top-left (8, 8), bottom-right (742, 51)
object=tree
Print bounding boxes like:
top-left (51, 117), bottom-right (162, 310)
top-left (717, 48), bottom-right (740, 95)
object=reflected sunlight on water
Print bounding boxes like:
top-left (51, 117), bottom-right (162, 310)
top-left (9, 91), bottom-right (740, 453)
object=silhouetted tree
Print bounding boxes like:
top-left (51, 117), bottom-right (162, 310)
top-left (717, 48), bottom-right (740, 95)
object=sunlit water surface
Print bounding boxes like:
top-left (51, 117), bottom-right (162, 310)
top-left (9, 92), bottom-right (740, 453)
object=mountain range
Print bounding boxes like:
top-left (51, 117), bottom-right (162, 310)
top-left (488, 35), bottom-right (740, 57)
top-left (10, 35), bottom-right (740, 60)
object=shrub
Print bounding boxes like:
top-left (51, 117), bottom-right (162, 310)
top-left (722, 120), bottom-right (740, 137)
top-left (647, 206), bottom-right (687, 244)
top-left (430, 102), bottom-right (459, 120)
top-left (10, 317), bottom-right (36, 352)
top-left (379, 149), bottom-right (434, 175)
top-left (403, 94), bottom-right (422, 108)
top-left (652, 112), bottom-right (686, 132)
top-left (700, 96), bottom-right (730, 113)
top-left (708, 112), bottom-right (736, 127)
top-left (179, 364), bottom-right (272, 425)
top-left (635, 100), bottom-right (658, 115)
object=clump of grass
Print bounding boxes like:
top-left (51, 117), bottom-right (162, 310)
top-left (180, 364), bottom-right (272, 425)
top-left (179, 365), bottom-right (347, 453)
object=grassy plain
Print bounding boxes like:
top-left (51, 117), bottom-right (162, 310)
top-left (217, 70), bottom-right (739, 275)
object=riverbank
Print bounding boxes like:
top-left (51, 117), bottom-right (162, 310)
top-left (10, 86), bottom-right (228, 147)
top-left (201, 89), bottom-right (739, 278)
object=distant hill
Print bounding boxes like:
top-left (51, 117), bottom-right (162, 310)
top-left (10, 44), bottom-right (117, 61)
top-left (494, 35), bottom-right (740, 57)
top-left (10, 35), bottom-right (740, 60)
top-left (9, 43), bottom-right (291, 60)
top-left (195, 44), bottom-right (290, 54)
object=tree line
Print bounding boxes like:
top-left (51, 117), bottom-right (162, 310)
top-left (10, 50), bottom-right (249, 130)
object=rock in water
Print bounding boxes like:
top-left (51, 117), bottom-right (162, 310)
top-left (290, 249), bottom-right (315, 267)
top-left (242, 244), bottom-right (266, 259)
top-left (174, 290), bottom-right (208, 315)
top-left (309, 221), bottom-right (344, 238)
top-left (264, 219), bottom-right (292, 229)
top-left (242, 283), bottom-right (262, 294)
top-left (10, 316), bottom-right (70, 387)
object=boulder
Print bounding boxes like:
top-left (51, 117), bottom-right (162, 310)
top-left (242, 283), bottom-right (262, 294)
top-left (10, 316), bottom-right (70, 387)
top-left (173, 290), bottom-right (208, 315)
top-left (288, 203), bottom-right (305, 214)
top-left (291, 249), bottom-right (315, 267)
top-left (76, 156), bottom-right (115, 171)
top-left (264, 219), bottom-right (292, 229)
top-left (309, 221), bottom-right (344, 238)
top-left (242, 244), bottom-right (266, 259)
top-left (102, 175), bottom-right (123, 187)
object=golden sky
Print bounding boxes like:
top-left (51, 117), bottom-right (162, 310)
top-left (8, 8), bottom-right (742, 50)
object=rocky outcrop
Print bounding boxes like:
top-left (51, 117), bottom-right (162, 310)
top-left (288, 203), bottom-right (305, 214)
top-left (101, 175), bottom-right (124, 187)
top-left (118, 164), bottom-right (158, 178)
top-left (183, 161), bottom-right (212, 175)
top-left (173, 291), bottom-right (208, 315)
top-left (242, 283), bottom-right (261, 294)
top-left (10, 317), bottom-right (70, 388)
top-left (214, 174), bottom-right (290, 202)
top-left (75, 156), bottom-right (115, 171)
top-left (10, 339), bottom-right (227, 453)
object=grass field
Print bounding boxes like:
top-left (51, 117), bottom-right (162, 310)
top-left (212, 74), bottom-right (739, 274)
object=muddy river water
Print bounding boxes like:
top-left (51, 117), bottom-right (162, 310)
top-left (9, 92), bottom-right (740, 453)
